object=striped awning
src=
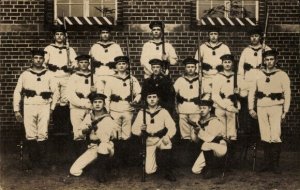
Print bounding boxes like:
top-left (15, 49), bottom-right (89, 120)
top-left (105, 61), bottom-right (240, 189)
top-left (200, 17), bottom-right (257, 26)
top-left (56, 17), bottom-right (114, 26)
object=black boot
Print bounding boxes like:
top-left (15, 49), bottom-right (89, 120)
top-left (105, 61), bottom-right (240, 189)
top-left (26, 140), bottom-right (39, 169)
top-left (272, 143), bottom-right (282, 174)
top-left (96, 154), bottom-right (109, 183)
top-left (160, 149), bottom-right (176, 182)
top-left (202, 150), bottom-right (215, 179)
top-left (37, 140), bottom-right (49, 169)
top-left (73, 140), bottom-right (87, 157)
top-left (258, 141), bottom-right (272, 172)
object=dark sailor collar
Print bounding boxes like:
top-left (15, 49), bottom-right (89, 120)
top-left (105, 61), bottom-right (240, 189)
top-left (248, 45), bottom-right (262, 52)
top-left (50, 44), bottom-right (67, 49)
top-left (261, 69), bottom-right (279, 76)
top-left (114, 74), bottom-right (130, 81)
top-left (219, 72), bottom-right (234, 78)
top-left (205, 42), bottom-right (223, 50)
top-left (96, 41), bottom-right (115, 49)
top-left (183, 75), bottom-right (199, 84)
top-left (76, 71), bottom-right (91, 78)
top-left (27, 67), bottom-right (48, 76)
top-left (199, 115), bottom-right (218, 128)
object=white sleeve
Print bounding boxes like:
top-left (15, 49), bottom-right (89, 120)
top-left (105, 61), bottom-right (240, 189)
top-left (13, 73), bottom-right (24, 112)
top-left (132, 110), bottom-right (143, 136)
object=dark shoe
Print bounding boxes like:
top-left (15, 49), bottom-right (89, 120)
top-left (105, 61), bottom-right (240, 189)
top-left (258, 164), bottom-right (271, 172)
top-left (272, 165), bottom-right (282, 174)
top-left (203, 169), bottom-right (214, 179)
top-left (164, 172), bottom-right (177, 182)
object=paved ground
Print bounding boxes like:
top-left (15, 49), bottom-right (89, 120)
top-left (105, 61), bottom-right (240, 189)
top-left (1, 148), bottom-right (299, 190)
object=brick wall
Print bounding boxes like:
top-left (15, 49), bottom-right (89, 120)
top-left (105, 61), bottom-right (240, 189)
top-left (1, 0), bottom-right (299, 143)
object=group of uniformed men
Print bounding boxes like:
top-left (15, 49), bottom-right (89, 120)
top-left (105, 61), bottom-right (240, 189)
top-left (13, 20), bottom-right (291, 183)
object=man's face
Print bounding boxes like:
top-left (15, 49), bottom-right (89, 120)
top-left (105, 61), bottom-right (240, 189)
top-left (151, 64), bottom-right (162, 75)
top-left (200, 106), bottom-right (211, 117)
top-left (264, 55), bottom-right (276, 69)
top-left (209, 32), bottom-right (219, 43)
top-left (32, 55), bottom-right (44, 67)
top-left (100, 30), bottom-right (110, 41)
top-left (78, 59), bottom-right (90, 71)
top-left (92, 99), bottom-right (105, 111)
top-left (115, 62), bottom-right (128, 72)
top-left (250, 34), bottom-right (261, 46)
top-left (54, 32), bottom-right (65, 43)
top-left (151, 27), bottom-right (162, 39)
top-left (147, 94), bottom-right (159, 107)
top-left (185, 64), bottom-right (196, 76)
top-left (222, 60), bottom-right (233, 71)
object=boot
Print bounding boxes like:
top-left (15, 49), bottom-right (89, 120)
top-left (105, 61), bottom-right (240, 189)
top-left (37, 140), bottom-right (49, 169)
top-left (202, 150), bottom-right (215, 179)
top-left (26, 140), bottom-right (39, 169)
top-left (227, 140), bottom-right (239, 169)
top-left (96, 154), bottom-right (109, 183)
top-left (73, 140), bottom-right (87, 157)
top-left (272, 143), bottom-right (282, 174)
top-left (160, 149), bottom-right (176, 182)
top-left (258, 141), bottom-right (272, 172)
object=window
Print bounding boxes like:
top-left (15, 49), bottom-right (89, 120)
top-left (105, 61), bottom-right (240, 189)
top-left (196, 0), bottom-right (259, 26)
top-left (54, 0), bottom-right (117, 25)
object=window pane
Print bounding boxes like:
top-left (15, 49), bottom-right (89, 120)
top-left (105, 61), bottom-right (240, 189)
top-left (71, 5), bottom-right (84, 16)
top-left (244, 2), bottom-right (256, 18)
top-left (90, 3), bottom-right (115, 17)
top-left (90, 4), bottom-right (104, 17)
top-left (57, 5), bottom-right (69, 16)
top-left (57, 0), bottom-right (69, 4)
top-left (71, 0), bottom-right (82, 3)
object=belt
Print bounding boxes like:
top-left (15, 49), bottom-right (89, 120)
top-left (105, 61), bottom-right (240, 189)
top-left (176, 95), bottom-right (199, 104)
top-left (110, 94), bottom-right (131, 102)
top-left (22, 88), bottom-right (52, 99)
top-left (89, 139), bottom-right (100, 145)
top-left (219, 93), bottom-right (239, 103)
top-left (256, 91), bottom-right (283, 100)
top-left (146, 128), bottom-right (168, 138)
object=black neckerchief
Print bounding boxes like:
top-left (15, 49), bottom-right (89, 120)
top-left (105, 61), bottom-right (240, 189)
top-left (262, 69), bottom-right (279, 83)
top-left (183, 76), bottom-right (198, 89)
top-left (28, 68), bottom-right (47, 81)
top-left (146, 106), bottom-right (163, 124)
top-left (219, 72), bottom-right (234, 83)
top-left (114, 74), bottom-right (130, 86)
top-left (76, 71), bottom-right (91, 84)
top-left (96, 43), bottom-right (114, 49)
top-left (249, 45), bottom-right (262, 56)
top-left (150, 40), bottom-right (163, 50)
top-left (90, 112), bottom-right (111, 131)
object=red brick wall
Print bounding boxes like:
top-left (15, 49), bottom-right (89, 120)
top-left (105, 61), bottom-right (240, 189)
top-left (1, 0), bottom-right (299, 143)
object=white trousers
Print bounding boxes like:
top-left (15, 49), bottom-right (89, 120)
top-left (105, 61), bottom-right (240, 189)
top-left (257, 105), bottom-right (283, 143)
top-left (70, 108), bottom-right (88, 140)
top-left (70, 143), bottom-right (98, 176)
top-left (192, 141), bottom-right (227, 174)
top-left (54, 76), bottom-right (70, 106)
top-left (24, 104), bottom-right (50, 141)
top-left (215, 108), bottom-right (237, 140)
top-left (179, 113), bottom-right (200, 140)
top-left (110, 110), bottom-right (133, 140)
top-left (145, 138), bottom-right (172, 174)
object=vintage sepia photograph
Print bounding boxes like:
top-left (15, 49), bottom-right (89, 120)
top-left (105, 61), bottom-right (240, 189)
top-left (0, 0), bottom-right (299, 189)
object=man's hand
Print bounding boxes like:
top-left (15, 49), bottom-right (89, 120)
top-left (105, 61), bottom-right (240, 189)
top-left (141, 124), bottom-right (147, 131)
top-left (163, 69), bottom-right (170, 76)
top-left (162, 136), bottom-right (170, 145)
top-left (226, 105), bottom-right (239, 113)
top-left (249, 109), bottom-right (258, 119)
top-left (233, 87), bottom-right (239, 94)
top-left (90, 86), bottom-right (97, 93)
top-left (15, 111), bottom-right (23, 122)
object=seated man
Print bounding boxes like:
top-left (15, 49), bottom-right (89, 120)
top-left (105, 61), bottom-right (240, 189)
top-left (132, 87), bottom-right (177, 182)
top-left (69, 93), bottom-right (117, 183)
top-left (190, 95), bottom-right (227, 179)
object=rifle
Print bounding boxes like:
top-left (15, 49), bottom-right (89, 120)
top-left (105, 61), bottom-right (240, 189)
top-left (141, 102), bottom-right (147, 182)
top-left (197, 32), bottom-right (203, 99)
top-left (261, 2), bottom-right (269, 68)
top-left (63, 12), bottom-right (71, 68)
top-left (161, 21), bottom-right (169, 75)
top-left (126, 36), bottom-right (134, 102)
top-left (90, 57), bottom-right (95, 87)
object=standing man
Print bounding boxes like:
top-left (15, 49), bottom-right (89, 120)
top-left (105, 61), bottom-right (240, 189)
top-left (104, 55), bottom-right (141, 167)
top-left (66, 54), bottom-right (104, 157)
top-left (190, 95), bottom-right (227, 179)
top-left (132, 87), bottom-right (177, 182)
top-left (173, 57), bottom-right (201, 162)
top-left (248, 50), bottom-right (291, 174)
top-left (89, 26), bottom-right (123, 84)
top-left (212, 54), bottom-right (246, 165)
top-left (140, 21), bottom-right (178, 79)
top-left (44, 25), bottom-right (77, 136)
top-left (70, 93), bottom-right (117, 183)
top-left (141, 58), bottom-right (175, 115)
top-left (194, 27), bottom-right (230, 94)
top-left (238, 27), bottom-right (271, 142)
top-left (13, 49), bottom-right (58, 169)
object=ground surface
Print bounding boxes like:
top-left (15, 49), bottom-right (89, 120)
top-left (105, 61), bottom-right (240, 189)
top-left (1, 149), bottom-right (300, 190)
